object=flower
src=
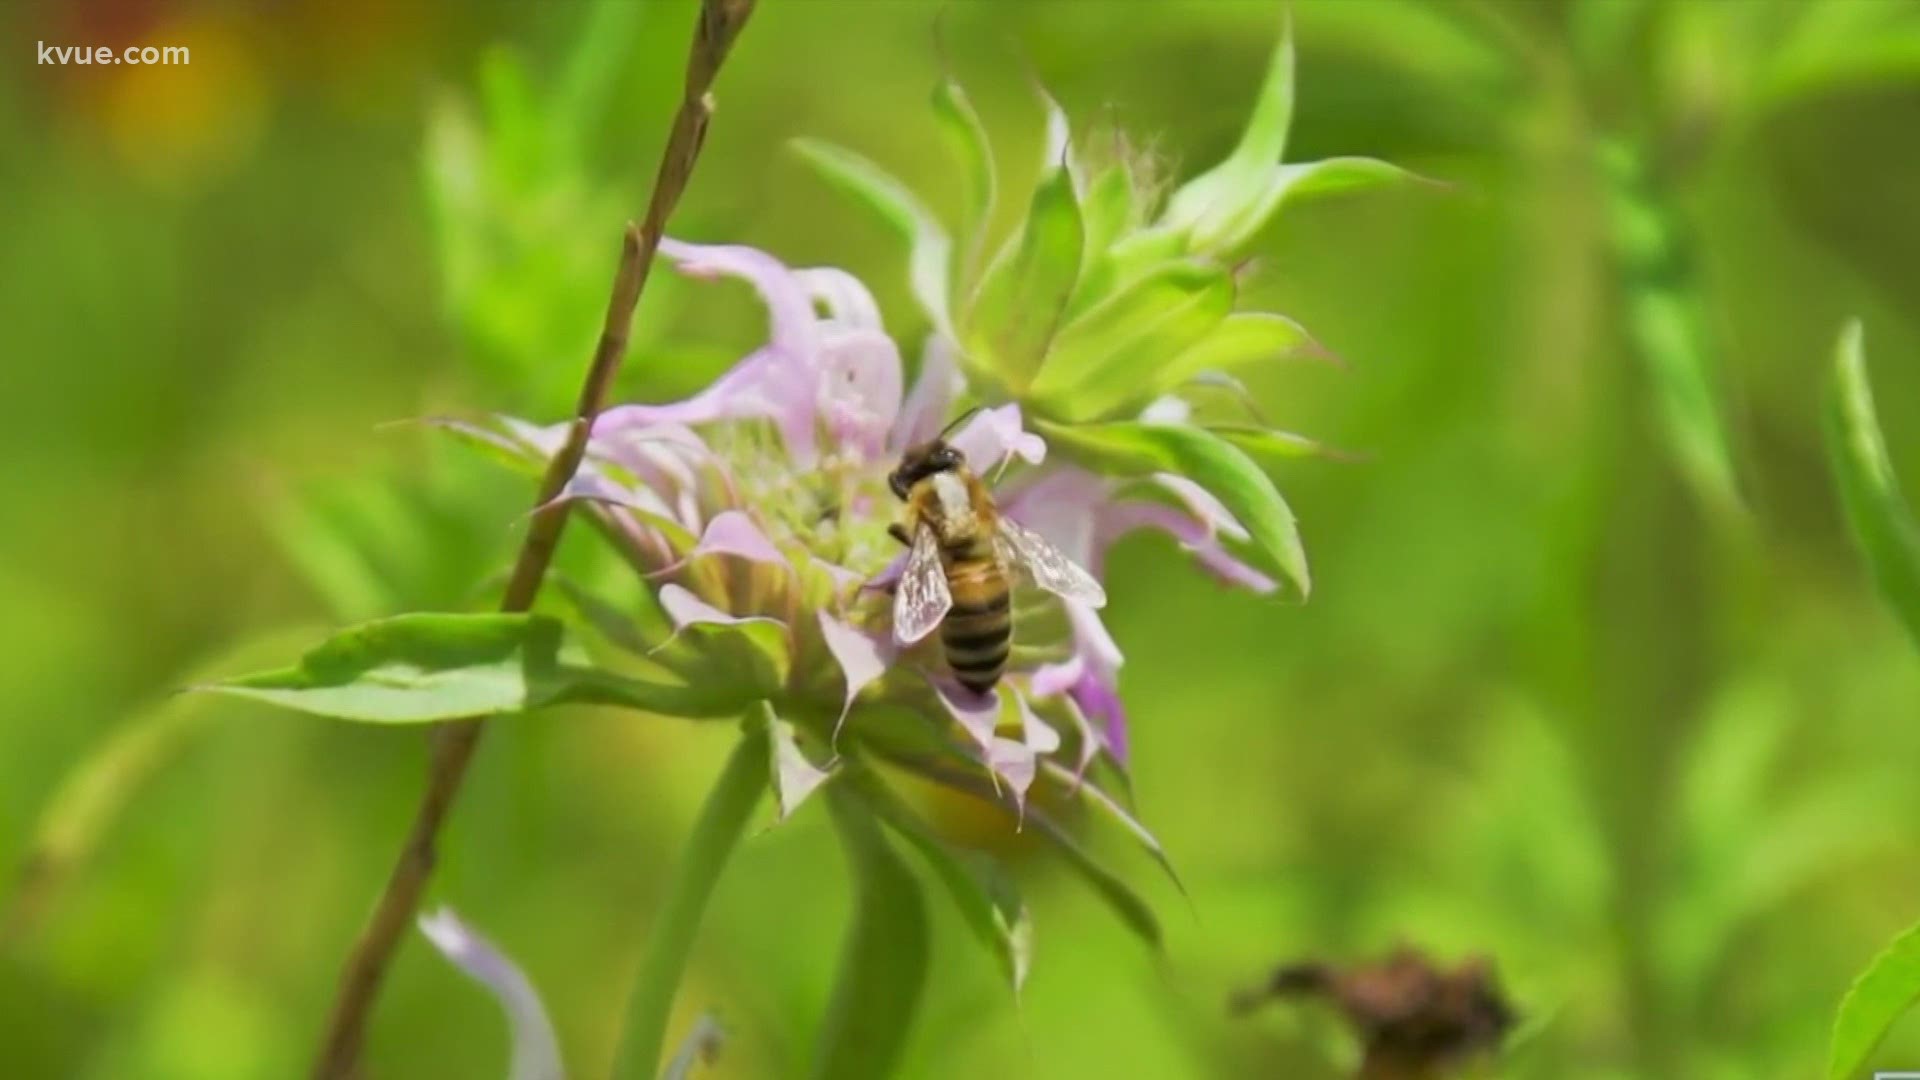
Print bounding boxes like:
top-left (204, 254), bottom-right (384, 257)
top-left (444, 239), bottom-right (1274, 815)
top-left (419, 908), bottom-right (725, 1080)
top-left (418, 907), bottom-right (564, 1080)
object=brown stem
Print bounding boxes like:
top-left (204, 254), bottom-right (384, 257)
top-left (307, 3), bottom-right (756, 1077)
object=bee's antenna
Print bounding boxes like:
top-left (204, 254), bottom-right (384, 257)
top-left (938, 405), bottom-right (985, 442)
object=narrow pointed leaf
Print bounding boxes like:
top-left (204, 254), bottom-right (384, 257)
top-left (202, 613), bottom-right (564, 721)
top-left (1040, 760), bottom-right (1186, 897)
top-left (1601, 142), bottom-right (1741, 512)
top-left (200, 613), bottom-right (751, 723)
top-left (1824, 321), bottom-right (1920, 647)
top-left (1071, 227), bottom-right (1189, 325)
top-left (1032, 260), bottom-right (1233, 421)
top-left (855, 771), bottom-right (1033, 993)
top-left (813, 788), bottom-right (929, 1080)
top-left (791, 137), bottom-right (954, 338)
top-left (1080, 167), bottom-right (1136, 259)
top-left (1150, 312), bottom-right (1319, 401)
top-left (1830, 919), bottom-right (1920, 1079)
top-left (874, 750), bottom-right (1162, 952)
top-left (1196, 156), bottom-right (1433, 253)
top-left (931, 78), bottom-right (996, 285)
top-left (1040, 419), bottom-right (1310, 597)
top-left (1024, 806), bottom-right (1163, 950)
top-left (1215, 424), bottom-right (1355, 468)
top-left (965, 164), bottom-right (1085, 386)
top-left (1163, 12), bottom-right (1295, 242)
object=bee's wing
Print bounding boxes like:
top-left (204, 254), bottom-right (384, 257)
top-left (893, 523), bottom-right (953, 644)
top-left (996, 518), bottom-right (1108, 608)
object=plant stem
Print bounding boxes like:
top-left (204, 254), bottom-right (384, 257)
top-left (307, 4), bottom-right (756, 1077)
top-left (811, 786), bottom-right (929, 1080)
top-left (616, 728), bottom-right (768, 1080)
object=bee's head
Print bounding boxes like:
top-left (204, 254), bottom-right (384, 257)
top-left (888, 439), bottom-right (966, 500)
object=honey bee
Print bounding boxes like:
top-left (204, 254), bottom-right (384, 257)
top-left (886, 417), bottom-right (1107, 695)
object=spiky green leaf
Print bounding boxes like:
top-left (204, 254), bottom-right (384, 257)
top-left (1032, 260), bottom-right (1234, 421)
top-left (1824, 320), bottom-right (1920, 647)
top-left (792, 138), bottom-right (955, 339)
top-left (1040, 419), bottom-right (1310, 597)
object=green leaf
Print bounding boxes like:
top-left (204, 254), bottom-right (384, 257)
top-left (1039, 761), bottom-right (1186, 897)
top-left (854, 771), bottom-right (1033, 994)
top-left (1215, 424), bottom-right (1353, 468)
top-left (1194, 156), bottom-right (1433, 254)
top-left (931, 77), bottom-right (996, 287)
top-left (1079, 167), bottom-right (1135, 259)
top-left (1824, 320), bottom-right (1920, 647)
top-left (1069, 226), bottom-right (1187, 323)
top-left (1031, 260), bottom-right (1234, 421)
top-left (791, 137), bottom-right (955, 340)
top-left (964, 163), bottom-right (1085, 387)
top-left (1039, 419), bottom-right (1310, 597)
top-left (872, 748), bottom-right (1162, 951)
top-left (200, 613), bottom-right (750, 723)
top-left (1601, 142), bottom-right (1741, 513)
top-left (616, 728), bottom-right (768, 1079)
top-left (1023, 805), bottom-right (1162, 951)
top-left (1831, 919), bottom-right (1920, 1079)
top-left (813, 787), bottom-right (930, 1080)
top-left (1162, 11), bottom-right (1295, 244)
top-left (1152, 312), bottom-right (1319, 399)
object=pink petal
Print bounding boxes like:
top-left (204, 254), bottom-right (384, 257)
top-left (798, 266), bottom-right (883, 330)
top-left (987, 736), bottom-right (1037, 814)
top-left (1028, 654), bottom-right (1086, 699)
top-left (770, 718), bottom-right (833, 820)
top-left (658, 584), bottom-right (783, 633)
top-left (543, 474), bottom-right (684, 531)
top-left (661, 239), bottom-right (820, 361)
top-left (891, 334), bottom-right (963, 451)
top-left (951, 403), bottom-right (1046, 472)
top-left (1098, 500), bottom-right (1277, 595)
top-left (593, 350), bottom-right (780, 432)
top-left (1188, 544), bottom-right (1279, 594)
top-left (1003, 466), bottom-right (1106, 569)
top-left (1055, 691), bottom-right (1102, 781)
top-left (817, 612), bottom-right (894, 740)
top-left (595, 347), bottom-right (819, 466)
top-left (1065, 600), bottom-right (1124, 679)
top-left (1153, 473), bottom-right (1250, 543)
top-left (1012, 687), bottom-right (1062, 754)
top-left (936, 681), bottom-right (1001, 753)
top-left (418, 908), bottom-right (564, 1080)
top-left (816, 328), bottom-right (904, 461)
top-left (692, 511), bottom-right (785, 564)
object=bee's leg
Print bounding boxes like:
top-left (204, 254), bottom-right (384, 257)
top-left (888, 523), bottom-right (911, 546)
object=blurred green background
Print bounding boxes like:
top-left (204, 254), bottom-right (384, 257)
top-left (7, 0), bottom-right (1920, 1076)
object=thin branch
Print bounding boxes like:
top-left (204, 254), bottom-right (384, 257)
top-left (308, 3), bottom-right (757, 1076)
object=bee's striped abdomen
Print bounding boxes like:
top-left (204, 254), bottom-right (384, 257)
top-left (942, 545), bottom-right (1011, 695)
